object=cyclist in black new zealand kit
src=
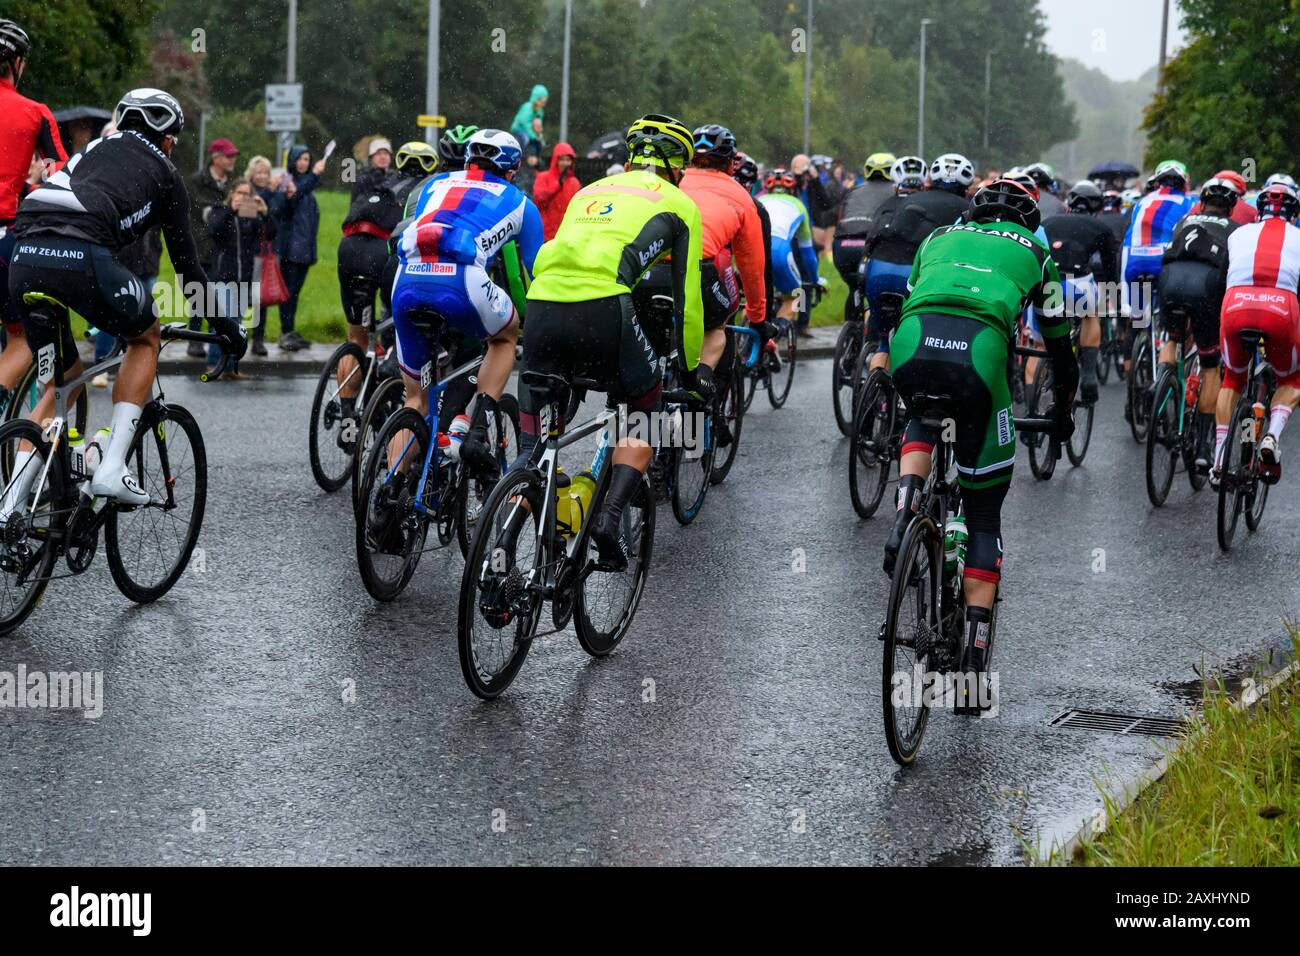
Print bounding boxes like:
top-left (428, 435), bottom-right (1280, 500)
top-left (5, 88), bottom-right (245, 508)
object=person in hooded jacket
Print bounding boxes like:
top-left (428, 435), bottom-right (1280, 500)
top-left (510, 84), bottom-right (548, 159)
top-left (208, 177), bottom-right (275, 377)
top-left (532, 142), bottom-right (580, 240)
top-left (273, 143), bottom-right (327, 351)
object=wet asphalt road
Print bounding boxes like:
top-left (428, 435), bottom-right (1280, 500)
top-left (1, 359), bottom-right (1296, 866)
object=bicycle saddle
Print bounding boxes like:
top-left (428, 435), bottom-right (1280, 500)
top-left (908, 391), bottom-right (958, 426)
top-left (1236, 328), bottom-right (1267, 351)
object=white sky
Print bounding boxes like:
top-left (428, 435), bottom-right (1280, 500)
top-left (1039, 0), bottom-right (1187, 81)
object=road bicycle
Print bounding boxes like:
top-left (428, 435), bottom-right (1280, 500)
top-left (354, 310), bottom-right (518, 600)
top-left (308, 315), bottom-right (399, 493)
top-left (1216, 329), bottom-right (1276, 552)
top-left (1023, 332), bottom-right (1094, 479)
top-left (848, 363), bottom-right (905, 519)
top-left (1096, 310), bottom-right (1127, 385)
top-left (879, 389), bottom-right (1056, 765)
top-left (0, 291), bottom-right (229, 634)
top-left (456, 369), bottom-right (657, 698)
top-left (831, 317), bottom-right (867, 436)
top-left (711, 322), bottom-right (755, 485)
top-left (738, 287), bottom-right (801, 411)
top-left (1145, 306), bottom-right (1212, 506)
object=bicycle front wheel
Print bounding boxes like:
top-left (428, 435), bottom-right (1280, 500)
top-left (1127, 333), bottom-right (1153, 443)
top-left (881, 516), bottom-right (941, 766)
top-left (457, 467), bottom-right (544, 698)
top-left (670, 408), bottom-right (715, 525)
top-left (1144, 371), bottom-right (1179, 507)
top-left (309, 342), bottom-right (366, 492)
top-left (576, 473), bottom-right (655, 657)
top-left (710, 359), bottom-right (745, 485)
top-left (1027, 360), bottom-right (1057, 480)
top-left (105, 403), bottom-right (207, 603)
top-left (354, 407), bottom-right (431, 600)
top-left (767, 319), bottom-right (797, 408)
top-left (0, 419), bottom-right (63, 634)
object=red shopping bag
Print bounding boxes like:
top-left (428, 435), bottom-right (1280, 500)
top-left (257, 240), bottom-right (289, 306)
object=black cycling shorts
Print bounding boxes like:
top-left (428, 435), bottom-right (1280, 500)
top-left (831, 234), bottom-right (868, 287)
top-left (338, 233), bottom-right (390, 326)
top-left (633, 261), bottom-right (734, 343)
top-left (8, 236), bottom-right (156, 362)
top-left (520, 295), bottom-right (661, 425)
top-left (1157, 259), bottom-right (1224, 361)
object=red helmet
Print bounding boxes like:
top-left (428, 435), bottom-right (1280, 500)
top-left (763, 166), bottom-right (796, 192)
top-left (1212, 169), bottom-right (1248, 196)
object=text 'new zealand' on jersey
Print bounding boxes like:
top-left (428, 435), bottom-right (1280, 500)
top-left (396, 167), bottom-right (542, 276)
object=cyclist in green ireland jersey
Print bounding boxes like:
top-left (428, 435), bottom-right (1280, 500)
top-left (884, 178), bottom-right (1078, 677)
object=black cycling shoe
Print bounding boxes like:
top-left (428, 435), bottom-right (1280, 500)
top-left (335, 398), bottom-right (357, 453)
top-left (955, 606), bottom-right (994, 715)
top-left (366, 473), bottom-right (408, 555)
top-left (1081, 380), bottom-right (1099, 405)
top-left (589, 463), bottom-right (642, 572)
top-left (459, 395), bottom-right (499, 477)
top-left (716, 416), bottom-right (733, 448)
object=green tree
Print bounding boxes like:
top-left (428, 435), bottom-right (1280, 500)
top-left (1144, 0), bottom-right (1300, 181)
top-left (7, 0), bottom-right (157, 109)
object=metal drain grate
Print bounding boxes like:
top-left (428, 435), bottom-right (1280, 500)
top-left (1049, 709), bottom-right (1189, 738)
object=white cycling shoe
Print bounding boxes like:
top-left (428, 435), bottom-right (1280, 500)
top-left (90, 462), bottom-right (150, 506)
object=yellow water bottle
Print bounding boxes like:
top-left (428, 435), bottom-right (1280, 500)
top-left (569, 470), bottom-right (597, 533)
top-left (554, 467), bottom-right (574, 536)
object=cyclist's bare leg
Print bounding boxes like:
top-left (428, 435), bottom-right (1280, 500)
top-left (0, 327), bottom-right (33, 390)
top-left (1079, 315), bottom-right (1100, 348)
top-left (700, 326), bottom-right (725, 370)
top-left (473, 314), bottom-right (518, 400)
top-left (384, 370), bottom-right (428, 475)
top-left (1200, 364), bottom-right (1221, 413)
top-left (337, 322), bottom-right (370, 400)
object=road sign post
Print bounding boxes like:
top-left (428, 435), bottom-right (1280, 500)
top-left (417, 114), bottom-right (447, 130)
top-left (265, 83), bottom-right (303, 167)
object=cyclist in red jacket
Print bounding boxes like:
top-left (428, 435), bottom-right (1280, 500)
top-left (0, 19), bottom-right (68, 413)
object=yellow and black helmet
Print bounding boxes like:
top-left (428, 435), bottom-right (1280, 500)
top-left (395, 140), bottom-right (438, 175)
top-left (863, 151), bottom-right (896, 181)
top-left (626, 113), bottom-right (694, 170)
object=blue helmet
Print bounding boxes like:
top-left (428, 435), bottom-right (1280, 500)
top-left (465, 128), bottom-right (522, 175)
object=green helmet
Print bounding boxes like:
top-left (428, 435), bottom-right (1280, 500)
top-left (438, 124), bottom-right (478, 170)
top-left (1152, 159), bottom-right (1188, 190)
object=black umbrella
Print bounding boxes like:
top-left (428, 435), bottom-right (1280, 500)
top-left (1087, 160), bottom-right (1140, 180)
top-left (587, 131), bottom-right (628, 165)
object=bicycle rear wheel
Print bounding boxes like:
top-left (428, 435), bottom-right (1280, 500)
top-left (105, 403), bottom-right (207, 603)
top-left (355, 407), bottom-right (431, 600)
top-left (767, 319), bottom-right (797, 408)
top-left (1216, 400), bottom-right (1250, 552)
top-left (576, 473), bottom-right (655, 657)
top-left (1144, 370), bottom-right (1179, 507)
top-left (1096, 321), bottom-right (1113, 385)
top-left (351, 375), bottom-right (405, 513)
top-left (832, 321), bottom-right (862, 436)
top-left (309, 342), bottom-right (366, 492)
top-left (457, 467), bottom-right (544, 698)
top-left (0, 420), bottom-right (63, 634)
top-left (848, 370), bottom-right (894, 518)
top-left (881, 515), bottom-right (941, 766)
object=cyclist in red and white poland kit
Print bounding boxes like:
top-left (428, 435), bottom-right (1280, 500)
top-left (1214, 182), bottom-right (1300, 485)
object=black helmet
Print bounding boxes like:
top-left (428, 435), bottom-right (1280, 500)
top-left (114, 88), bottom-right (185, 139)
top-left (1024, 162), bottom-right (1057, 193)
top-left (1066, 180), bottom-right (1102, 214)
top-left (1100, 189), bottom-right (1123, 213)
top-left (969, 178), bottom-right (1041, 232)
top-left (1198, 177), bottom-right (1238, 214)
top-left (732, 151), bottom-right (758, 189)
top-left (692, 123), bottom-right (737, 167)
top-left (0, 19), bottom-right (30, 64)
top-left (437, 124), bottom-right (478, 171)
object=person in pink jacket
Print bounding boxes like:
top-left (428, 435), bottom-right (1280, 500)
top-left (533, 142), bottom-right (580, 240)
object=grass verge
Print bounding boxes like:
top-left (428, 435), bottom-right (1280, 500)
top-left (1073, 632), bottom-right (1300, 866)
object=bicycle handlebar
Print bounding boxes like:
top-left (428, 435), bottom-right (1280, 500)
top-left (160, 322), bottom-right (235, 382)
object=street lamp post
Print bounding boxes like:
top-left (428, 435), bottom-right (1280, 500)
top-left (560, 0), bottom-right (572, 143)
top-left (803, 0), bottom-right (813, 156)
top-left (278, 0), bottom-right (298, 163)
top-left (425, 0), bottom-right (440, 144)
top-left (918, 18), bottom-right (932, 158)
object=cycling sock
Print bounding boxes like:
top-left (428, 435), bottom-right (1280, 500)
top-left (1266, 404), bottom-right (1292, 442)
top-left (1078, 346), bottom-right (1099, 386)
top-left (1214, 424), bottom-right (1230, 467)
top-left (1, 449), bottom-right (42, 519)
top-left (100, 402), bottom-right (143, 475)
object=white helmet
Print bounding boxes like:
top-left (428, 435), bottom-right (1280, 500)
top-left (889, 155), bottom-right (926, 190)
top-left (1264, 172), bottom-right (1297, 191)
top-left (465, 128), bottom-right (523, 174)
top-left (114, 88), bottom-right (185, 138)
top-left (929, 152), bottom-right (975, 188)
